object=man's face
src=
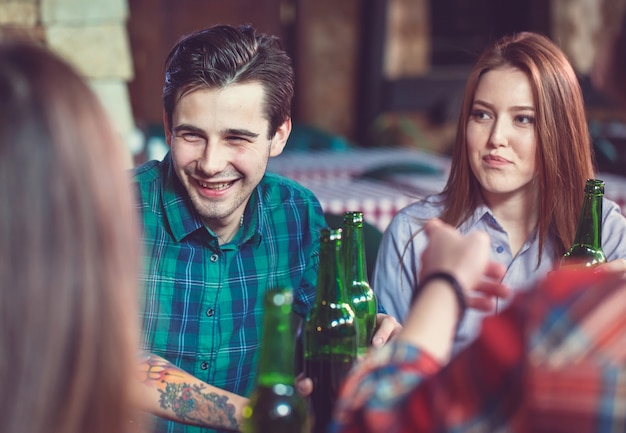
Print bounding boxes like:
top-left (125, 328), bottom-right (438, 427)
top-left (165, 82), bottom-right (289, 235)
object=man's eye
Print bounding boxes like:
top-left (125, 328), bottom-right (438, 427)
top-left (226, 136), bottom-right (249, 143)
top-left (181, 132), bottom-right (201, 140)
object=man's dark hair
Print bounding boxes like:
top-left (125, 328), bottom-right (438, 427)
top-left (163, 24), bottom-right (294, 139)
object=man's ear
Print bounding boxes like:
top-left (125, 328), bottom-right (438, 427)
top-left (269, 117), bottom-right (292, 157)
top-left (162, 111), bottom-right (172, 147)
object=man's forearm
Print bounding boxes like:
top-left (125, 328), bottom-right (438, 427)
top-left (133, 352), bottom-right (247, 432)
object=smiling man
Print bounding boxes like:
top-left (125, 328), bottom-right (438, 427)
top-left (131, 24), bottom-right (400, 433)
top-left (132, 25), bottom-right (325, 433)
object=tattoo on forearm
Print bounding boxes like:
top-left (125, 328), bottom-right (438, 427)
top-left (159, 382), bottom-right (237, 428)
top-left (138, 353), bottom-right (239, 430)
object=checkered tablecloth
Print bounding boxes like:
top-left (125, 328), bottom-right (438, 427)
top-left (291, 178), bottom-right (420, 232)
top-left (268, 148), bottom-right (449, 232)
top-left (268, 148), bottom-right (450, 182)
top-left (268, 148), bottom-right (626, 232)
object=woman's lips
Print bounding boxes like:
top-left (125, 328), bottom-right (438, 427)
top-left (483, 154), bottom-right (510, 165)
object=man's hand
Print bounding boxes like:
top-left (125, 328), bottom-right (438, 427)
top-left (295, 373), bottom-right (313, 397)
top-left (371, 313), bottom-right (402, 348)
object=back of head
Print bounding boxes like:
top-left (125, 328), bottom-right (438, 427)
top-left (442, 32), bottom-right (594, 259)
top-left (162, 24), bottom-right (294, 139)
top-left (0, 42), bottom-right (140, 433)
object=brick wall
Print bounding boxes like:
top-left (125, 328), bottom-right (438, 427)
top-left (0, 0), bottom-right (135, 168)
top-left (551, 0), bottom-right (626, 74)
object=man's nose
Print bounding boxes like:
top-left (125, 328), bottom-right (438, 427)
top-left (197, 143), bottom-right (228, 175)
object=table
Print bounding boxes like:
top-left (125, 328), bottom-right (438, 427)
top-left (268, 147), bottom-right (626, 233)
top-left (288, 177), bottom-right (418, 232)
top-left (268, 148), bottom-right (450, 232)
top-left (268, 147), bottom-right (450, 183)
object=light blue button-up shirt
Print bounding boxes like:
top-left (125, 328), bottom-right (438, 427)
top-left (373, 193), bottom-right (626, 355)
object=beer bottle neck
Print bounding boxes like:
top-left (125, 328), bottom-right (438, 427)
top-left (342, 222), bottom-right (368, 283)
top-left (572, 190), bottom-right (603, 249)
top-left (316, 232), bottom-right (346, 305)
top-left (256, 291), bottom-right (296, 386)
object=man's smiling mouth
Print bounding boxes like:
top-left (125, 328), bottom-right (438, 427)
top-left (198, 180), bottom-right (233, 190)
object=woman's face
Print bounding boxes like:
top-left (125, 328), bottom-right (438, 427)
top-left (466, 66), bottom-right (538, 204)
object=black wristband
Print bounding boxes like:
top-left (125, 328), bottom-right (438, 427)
top-left (411, 271), bottom-right (467, 323)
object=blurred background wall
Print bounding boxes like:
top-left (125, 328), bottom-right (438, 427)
top-left (1, 0), bottom-right (625, 165)
top-left (0, 0), bottom-right (135, 167)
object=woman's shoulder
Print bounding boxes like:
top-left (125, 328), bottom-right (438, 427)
top-left (384, 193), bottom-right (446, 239)
top-left (602, 197), bottom-right (625, 215)
top-left (395, 193), bottom-right (446, 221)
top-left (601, 197), bottom-right (626, 232)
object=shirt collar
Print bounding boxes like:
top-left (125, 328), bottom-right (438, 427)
top-left (460, 201), bottom-right (539, 249)
top-left (237, 187), bottom-right (263, 248)
top-left (458, 202), bottom-right (498, 233)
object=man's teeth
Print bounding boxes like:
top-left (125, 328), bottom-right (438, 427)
top-left (199, 180), bottom-right (231, 190)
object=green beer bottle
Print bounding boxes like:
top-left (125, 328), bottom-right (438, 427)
top-left (342, 211), bottom-right (378, 358)
top-left (242, 289), bottom-right (309, 433)
top-left (560, 179), bottom-right (607, 269)
top-left (304, 228), bottom-right (357, 433)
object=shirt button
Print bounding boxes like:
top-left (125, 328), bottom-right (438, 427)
top-left (496, 245), bottom-right (504, 253)
top-left (200, 361), bottom-right (209, 370)
top-left (206, 308), bottom-right (215, 317)
top-left (210, 254), bottom-right (219, 262)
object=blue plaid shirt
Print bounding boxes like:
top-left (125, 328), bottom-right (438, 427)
top-left (133, 153), bottom-right (326, 433)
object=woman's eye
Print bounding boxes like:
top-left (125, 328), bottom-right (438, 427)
top-left (470, 110), bottom-right (490, 120)
top-left (517, 115), bottom-right (535, 125)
